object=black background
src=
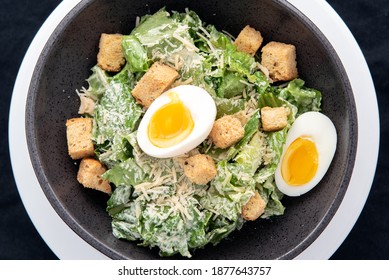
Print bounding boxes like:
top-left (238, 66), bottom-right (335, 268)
top-left (0, 0), bottom-right (387, 259)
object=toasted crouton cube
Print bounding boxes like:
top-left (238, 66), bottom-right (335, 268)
top-left (234, 25), bottom-right (263, 56)
top-left (261, 41), bottom-right (298, 82)
top-left (183, 154), bottom-right (217, 185)
top-left (77, 158), bottom-right (111, 194)
top-left (242, 191), bottom-right (266, 221)
top-left (66, 118), bottom-right (94, 160)
top-left (209, 115), bottom-right (244, 149)
top-left (132, 62), bottom-right (179, 108)
top-left (261, 106), bottom-right (288, 132)
top-left (97, 33), bottom-right (125, 72)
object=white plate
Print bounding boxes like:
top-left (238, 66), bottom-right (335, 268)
top-left (9, 0), bottom-right (379, 259)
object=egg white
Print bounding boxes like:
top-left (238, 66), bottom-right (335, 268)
top-left (275, 112), bottom-right (337, 196)
top-left (137, 85), bottom-right (216, 158)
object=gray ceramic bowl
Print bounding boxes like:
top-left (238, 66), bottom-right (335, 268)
top-left (26, 0), bottom-right (357, 259)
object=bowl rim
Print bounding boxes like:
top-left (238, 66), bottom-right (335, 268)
top-left (10, 1), bottom-right (378, 260)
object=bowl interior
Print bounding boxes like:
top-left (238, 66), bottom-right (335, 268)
top-left (26, 0), bottom-right (357, 259)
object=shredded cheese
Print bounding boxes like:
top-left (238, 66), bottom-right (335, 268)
top-left (256, 62), bottom-right (273, 83)
top-left (220, 52), bottom-right (224, 69)
top-left (129, 143), bottom-right (208, 222)
top-left (172, 33), bottom-right (199, 52)
top-left (196, 31), bottom-right (216, 55)
top-left (239, 79), bottom-right (254, 87)
top-left (222, 29), bottom-right (236, 40)
top-left (198, 25), bottom-right (211, 38)
top-left (164, 38), bottom-right (178, 48)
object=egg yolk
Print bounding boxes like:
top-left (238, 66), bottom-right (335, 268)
top-left (281, 137), bottom-right (319, 186)
top-left (148, 92), bottom-right (194, 148)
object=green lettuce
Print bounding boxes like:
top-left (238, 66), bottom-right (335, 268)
top-left (92, 68), bottom-right (143, 145)
top-left (122, 35), bottom-right (149, 73)
top-left (208, 27), bottom-right (269, 93)
top-left (96, 134), bottom-right (133, 168)
top-left (279, 78), bottom-right (322, 115)
top-left (215, 97), bottom-right (246, 119)
top-left (226, 112), bottom-right (260, 160)
top-left (82, 65), bottom-right (111, 100)
top-left (204, 112), bottom-right (259, 162)
top-left (217, 71), bottom-right (247, 98)
top-left (102, 158), bottom-right (147, 187)
top-left (257, 176), bottom-right (285, 218)
top-left (234, 132), bottom-right (265, 175)
top-left (255, 127), bottom-right (288, 184)
top-left (200, 160), bottom-right (255, 221)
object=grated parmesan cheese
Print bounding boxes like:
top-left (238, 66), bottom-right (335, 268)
top-left (196, 31), bottom-right (217, 55)
top-left (256, 62), bottom-right (273, 83)
top-left (172, 33), bottom-right (199, 52)
top-left (198, 25), bottom-right (211, 38)
top-left (222, 29), bottom-right (236, 40)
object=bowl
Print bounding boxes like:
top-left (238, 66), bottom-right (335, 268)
top-left (26, 0), bottom-right (357, 259)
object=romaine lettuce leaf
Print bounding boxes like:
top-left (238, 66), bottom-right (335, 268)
top-left (130, 9), bottom-right (175, 47)
top-left (255, 127), bottom-right (288, 183)
top-left (96, 134), bottom-right (132, 168)
top-left (200, 160), bottom-right (255, 221)
top-left (172, 9), bottom-right (203, 33)
top-left (102, 158), bottom-right (147, 188)
top-left (226, 111), bottom-right (259, 160)
top-left (106, 185), bottom-right (133, 216)
top-left (208, 27), bottom-right (269, 93)
top-left (279, 78), bottom-right (322, 115)
top-left (108, 185), bottom-right (216, 258)
top-left (107, 185), bottom-right (132, 207)
top-left (92, 72), bottom-right (143, 144)
top-left (138, 205), bottom-right (191, 257)
top-left (215, 97), bottom-right (246, 118)
top-left (82, 65), bottom-right (111, 100)
top-left (187, 206), bottom-right (213, 249)
top-left (257, 176), bottom-right (285, 218)
top-left (234, 132), bottom-right (266, 175)
top-left (131, 8), bottom-right (197, 62)
top-left (204, 111), bottom-right (259, 162)
top-left (207, 216), bottom-right (244, 245)
top-left (112, 219), bottom-right (141, 241)
top-left (122, 35), bottom-right (149, 73)
top-left (217, 71), bottom-right (247, 98)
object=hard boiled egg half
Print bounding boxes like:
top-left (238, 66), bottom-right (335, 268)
top-left (275, 112), bottom-right (337, 196)
top-left (137, 85), bottom-right (216, 158)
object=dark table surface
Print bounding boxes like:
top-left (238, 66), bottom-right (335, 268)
top-left (1, 0), bottom-right (388, 260)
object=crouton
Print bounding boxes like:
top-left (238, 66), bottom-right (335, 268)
top-left (242, 191), bottom-right (266, 221)
top-left (209, 115), bottom-right (244, 149)
top-left (97, 33), bottom-right (125, 72)
top-left (261, 106), bottom-right (288, 132)
top-left (234, 25), bottom-right (263, 56)
top-left (66, 118), bottom-right (94, 160)
top-left (77, 158), bottom-right (111, 194)
top-left (131, 62), bottom-right (179, 108)
top-left (261, 41), bottom-right (298, 82)
top-left (183, 154), bottom-right (217, 185)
